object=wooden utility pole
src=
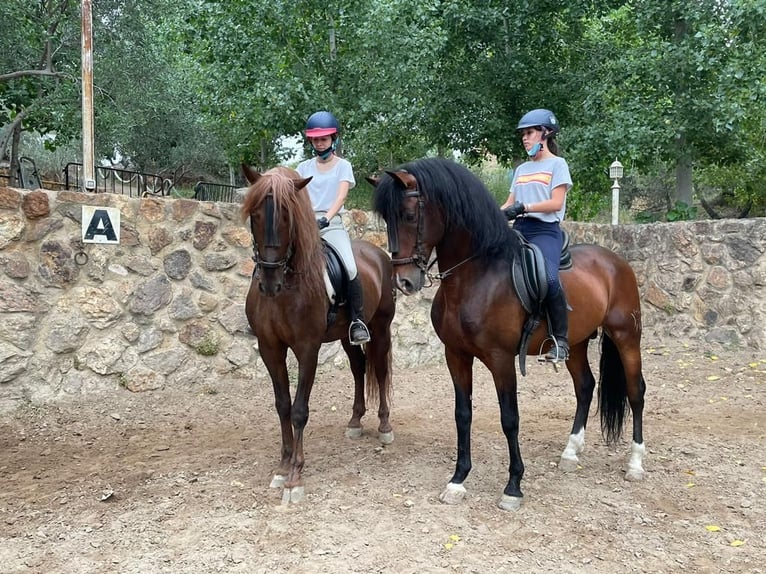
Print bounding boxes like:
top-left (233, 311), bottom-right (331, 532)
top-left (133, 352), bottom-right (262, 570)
top-left (81, 0), bottom-right (96, 191)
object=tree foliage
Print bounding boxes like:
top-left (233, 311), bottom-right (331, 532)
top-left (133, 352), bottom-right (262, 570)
top-left (1, 0), bottom-right (763, 217)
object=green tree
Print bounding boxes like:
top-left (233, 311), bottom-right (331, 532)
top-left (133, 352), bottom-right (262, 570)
top-left (567, 0), bottom-right (766, 216)
top-left (0, 0), bottom-right (81, 183)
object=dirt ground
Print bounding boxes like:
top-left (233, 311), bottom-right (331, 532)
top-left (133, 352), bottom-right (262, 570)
top-left (1, 337), bottom-right (764, 574)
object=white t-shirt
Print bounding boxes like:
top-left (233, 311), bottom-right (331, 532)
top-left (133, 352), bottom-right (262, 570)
top-left (296, 157), bottom-right (356, 213)
top-left (510, 156), bottom-right (572, 223)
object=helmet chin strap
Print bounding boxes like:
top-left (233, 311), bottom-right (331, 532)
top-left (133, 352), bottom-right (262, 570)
top-left (313, 141), bottom-right (337, 160)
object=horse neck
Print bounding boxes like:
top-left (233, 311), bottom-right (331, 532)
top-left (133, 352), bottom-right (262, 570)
top-left (293, 241), bottom-right (326, 300)
top-left (435, 228), bottom-right (474, 269)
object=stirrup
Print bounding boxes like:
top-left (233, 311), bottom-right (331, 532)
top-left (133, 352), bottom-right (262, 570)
top-left (544, 340), bottom-right (569, 363)
top-left (349, 320), bottom-right (371, 345)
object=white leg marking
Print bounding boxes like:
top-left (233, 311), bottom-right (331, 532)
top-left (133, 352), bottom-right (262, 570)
top-left (438, 482), bottom-right (467, 505)
top-left (497, 494), bottom-right (523, 511)
top-left (281, 486), bottom-right (305, 505)
top-left (625, 441), bottom-right (646, 481)
top-left (378, 430), bottom-right (394, 445)
top-left (559, 428), bottom-right (586, 472)
top-left (270, 474), bottom-right (286, 488)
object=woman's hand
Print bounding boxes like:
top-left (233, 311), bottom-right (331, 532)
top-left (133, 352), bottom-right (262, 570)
top-left (503, 201), bottom-right (526, 220)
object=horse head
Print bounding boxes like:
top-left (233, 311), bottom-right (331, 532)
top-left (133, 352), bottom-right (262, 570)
top-left (369, 170), bottom-right (443, 295)
top-left (241, 165), bottom-right (316, 296)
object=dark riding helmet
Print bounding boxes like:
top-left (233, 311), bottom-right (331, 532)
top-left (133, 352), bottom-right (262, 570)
top-left (304, 111), bottom-right (339, 138)
top-left (516, 109), bottom-right (560, 135)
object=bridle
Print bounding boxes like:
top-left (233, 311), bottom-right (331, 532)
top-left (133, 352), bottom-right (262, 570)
top-left (389, 186), bottom-right (474, 284)
top-left (250, 193), bottom-right (295, 280)
top-left (389, 189), bottom-right (430, 272)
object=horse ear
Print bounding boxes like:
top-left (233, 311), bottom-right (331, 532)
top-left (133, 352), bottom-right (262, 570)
top-left (294, 176), bottom-right (312, 191)
top-left (241, 164), bottom-right (261, 185)
top-left (385, 170), bottom-right (417, 190)
top-left (366, 176), bottom-right (380, 188)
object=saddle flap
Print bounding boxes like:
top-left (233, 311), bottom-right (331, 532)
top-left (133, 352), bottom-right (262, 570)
top-left (510, 236), bottom-right (549, 315)
top-left (323, 241), bottom-right (348, 305)
top-left (560, 229), bottom-right (573, 271)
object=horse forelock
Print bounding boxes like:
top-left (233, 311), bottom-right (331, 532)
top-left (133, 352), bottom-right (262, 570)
top-left (242, 168), bottom-right (325, 295)
top-left (372, 172), bottom-right (406, 253)
top-left (404, 157), bottom-right (522, 262)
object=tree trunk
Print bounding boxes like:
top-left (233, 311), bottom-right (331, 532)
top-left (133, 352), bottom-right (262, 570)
top-left (9, 123), bottom-right (21, 187)
top-left (672, 16), bottom-right (693, 207)
top-left (675, 152), bottom-right (693, 206)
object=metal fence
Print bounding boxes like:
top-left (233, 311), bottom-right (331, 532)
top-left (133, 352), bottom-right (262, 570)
top-left (4, 159), bottom-right (246, 204)
top-left (64, 162), bottom-right (174, 197)
top-left (193, 180), bottom-right (243, 203)
top-left (0, 156), bottom-right (44, 189)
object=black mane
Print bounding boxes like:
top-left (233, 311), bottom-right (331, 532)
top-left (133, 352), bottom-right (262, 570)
top-left (372, 157), bottom-right (522, 264)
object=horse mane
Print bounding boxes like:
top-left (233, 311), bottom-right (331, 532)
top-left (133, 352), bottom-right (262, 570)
top-left (373, 157), bottom-right (522, 264)
top-left (241, 166), bottom-right (325, 296)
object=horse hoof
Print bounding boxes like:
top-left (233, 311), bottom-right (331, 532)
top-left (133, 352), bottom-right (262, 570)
top-left (345, 426), bottom-right (363, 439)
top-left (270, 474), bottom-right (286, 488)
top-left (558, 456), bottom-right (580, 472)
top-left (497, 494), bottom-right (523, 511)
top-left (379, 430), bottom-right (394, 445)
top-left (281, 486), bottom-right (305, 505)
top-left (438, 482), bottom-right (466, 505)
top-left (625, 468), bottom-right (645, 482)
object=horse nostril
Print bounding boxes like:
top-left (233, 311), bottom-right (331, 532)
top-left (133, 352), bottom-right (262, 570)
top-left (258, 283), bottom-right (265, 293)
top-left (395, 275), bottom-right (414, 295)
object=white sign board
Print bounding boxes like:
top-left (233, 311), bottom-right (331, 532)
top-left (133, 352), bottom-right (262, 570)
top-left (82, 206), bottom-right (121, 244)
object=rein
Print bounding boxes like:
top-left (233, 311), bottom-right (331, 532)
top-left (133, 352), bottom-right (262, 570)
top-left (391, 188), bottom-right (475, 284)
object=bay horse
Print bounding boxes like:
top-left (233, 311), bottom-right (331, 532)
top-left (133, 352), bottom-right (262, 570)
top-left (241, 165), bottom-right (396, 503)
top-left (370, 157), bottom-right (646, 511)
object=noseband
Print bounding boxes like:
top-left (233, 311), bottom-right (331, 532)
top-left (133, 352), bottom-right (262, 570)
top-left (251, 243), bottom-right (294, 278)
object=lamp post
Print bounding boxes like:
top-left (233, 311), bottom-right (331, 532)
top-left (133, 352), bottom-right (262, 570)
top-left (609, 159), bottom-right (623, 225)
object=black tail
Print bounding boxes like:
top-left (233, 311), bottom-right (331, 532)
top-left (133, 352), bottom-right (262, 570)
top-left (598, 333), bottom-right (629, 445)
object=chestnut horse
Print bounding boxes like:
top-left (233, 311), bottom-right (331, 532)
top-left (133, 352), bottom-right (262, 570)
top-left (241, 165), bottom-right (396, 503)
top-left (371, 157), bottom-right (646, 510)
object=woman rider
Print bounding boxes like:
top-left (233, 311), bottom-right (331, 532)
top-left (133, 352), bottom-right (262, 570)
top-left (296, 111), bottom-right (370, 345)
top-left (500, 108), bottom-right (572, 362)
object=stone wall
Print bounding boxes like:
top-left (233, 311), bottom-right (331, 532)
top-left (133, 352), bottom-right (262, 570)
top-left (0, 186), bottom-right (763, 410)
top-left (563, 219), bottom-right (765, 350)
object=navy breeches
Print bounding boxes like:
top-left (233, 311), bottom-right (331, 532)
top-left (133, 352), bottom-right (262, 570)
top-left (513, 218), bottom-right (563, 295)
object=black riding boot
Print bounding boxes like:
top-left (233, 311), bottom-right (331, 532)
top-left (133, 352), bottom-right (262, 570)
top-left (544, 288), bottom-right (569, 362)
top-left (347, 276), bottom-right (371, 345)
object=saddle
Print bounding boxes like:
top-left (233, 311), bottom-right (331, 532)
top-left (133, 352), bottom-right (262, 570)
top-left (510, 229), bottom-right (573, 375)
top-left (322, 241), bottom-right (349, 327)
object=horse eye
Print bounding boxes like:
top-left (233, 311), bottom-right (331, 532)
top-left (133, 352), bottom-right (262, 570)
top-left (403, 210), bottom-right (417, 224)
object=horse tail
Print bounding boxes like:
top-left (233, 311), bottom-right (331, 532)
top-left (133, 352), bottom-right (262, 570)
top-left (364, 340), bottom-right (393, 407)
top-left (598, 332), bottom-right (629, 446)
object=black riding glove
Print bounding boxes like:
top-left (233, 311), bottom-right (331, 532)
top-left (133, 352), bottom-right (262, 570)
top-left (317, 216), bottom-right (330, 230)
top-left (503, 201), bottom-right (526, 221)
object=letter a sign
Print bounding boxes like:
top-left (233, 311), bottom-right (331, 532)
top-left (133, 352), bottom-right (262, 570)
top-left (82, 206), bottom-right (121, 244)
